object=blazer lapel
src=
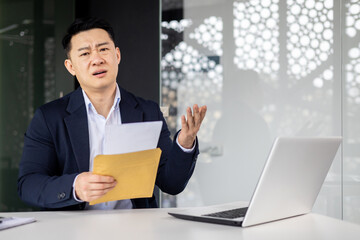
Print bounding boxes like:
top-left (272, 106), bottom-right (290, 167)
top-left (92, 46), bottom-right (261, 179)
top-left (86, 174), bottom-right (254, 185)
top-left (119, 87), bottom-right (144, 123)
top-left (64, 88), bottom-right (90, 172)
top-left (62, 87), bottom-right (143, 173)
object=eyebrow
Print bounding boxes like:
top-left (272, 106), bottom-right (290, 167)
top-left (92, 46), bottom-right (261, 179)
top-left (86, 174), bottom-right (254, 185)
top-left (77, 42), bottom-right (110, 52)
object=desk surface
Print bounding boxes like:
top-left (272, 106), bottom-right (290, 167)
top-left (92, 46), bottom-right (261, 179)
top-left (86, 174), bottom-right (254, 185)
top-left (1, 207), bottom-right (360, 240)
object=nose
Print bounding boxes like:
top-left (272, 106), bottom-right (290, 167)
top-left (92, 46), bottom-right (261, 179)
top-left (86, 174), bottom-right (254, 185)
top-left (91, 51), bottom-right (104, 66)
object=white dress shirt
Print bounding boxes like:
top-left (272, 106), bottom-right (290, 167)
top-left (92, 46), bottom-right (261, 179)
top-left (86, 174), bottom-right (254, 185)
top-left (73, 84), bottom-right (195, 210)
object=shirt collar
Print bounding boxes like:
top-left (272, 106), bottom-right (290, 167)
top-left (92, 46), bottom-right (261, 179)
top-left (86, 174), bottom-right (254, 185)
top-left (82, 84), bottom-right (121, 114)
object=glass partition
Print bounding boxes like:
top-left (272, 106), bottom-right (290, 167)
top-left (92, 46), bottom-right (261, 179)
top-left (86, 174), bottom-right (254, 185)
top-left (343, 0), bottom-right (360, 224)
top-left (0, 0), bottom-right (74, 211)
top-left (0, 0), bottom-right (39, 211)
top-left (160, 0), bottom-right (360, 224)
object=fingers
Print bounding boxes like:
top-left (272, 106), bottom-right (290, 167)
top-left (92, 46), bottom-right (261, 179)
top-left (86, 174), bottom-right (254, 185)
top-left (88, 174), bottom-right (116, 184)
top-left (181, 115), bottom-right (188, 132)
top-left (193, 104), bottom-right (200, 128)
top-left (85, 187), bottom-right (115, 201)
top-left (186, 107), bottom-right (195, 129)
top-left (183, 104), bottom-right (207, 131)
top-left (178, 104), bottom-right (207, 149)
top-left (89, 182), bottom-right (117, 191)
top-left (199, 105), bottom-right (207, 123)
top-left (74, 172), bottom-right (117, 202)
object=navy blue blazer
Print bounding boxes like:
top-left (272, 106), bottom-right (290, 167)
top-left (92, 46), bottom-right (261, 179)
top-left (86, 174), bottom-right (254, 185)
top-left (18, 87), bottom-right (199, 210)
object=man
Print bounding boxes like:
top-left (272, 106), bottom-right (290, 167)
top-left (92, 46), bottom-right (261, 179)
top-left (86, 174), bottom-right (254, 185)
top-left (17, 17), bottom-right (206, 210)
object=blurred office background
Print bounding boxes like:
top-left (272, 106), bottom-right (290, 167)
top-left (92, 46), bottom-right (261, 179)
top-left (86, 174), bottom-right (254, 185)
top-left (0, 0), bottom-right (359, 225)
top-left (0, 0), bottom-right (160, 211)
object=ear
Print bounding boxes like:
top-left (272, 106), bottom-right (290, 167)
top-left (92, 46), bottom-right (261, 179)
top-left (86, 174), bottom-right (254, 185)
top-left (116, 47), bottom-right (121, 64)
top-left (64, 59), bottom-right (76, 76)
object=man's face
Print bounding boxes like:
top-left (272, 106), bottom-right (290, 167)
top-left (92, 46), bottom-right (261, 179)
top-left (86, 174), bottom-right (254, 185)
top-left (64, 28), bottom-right (121, 93)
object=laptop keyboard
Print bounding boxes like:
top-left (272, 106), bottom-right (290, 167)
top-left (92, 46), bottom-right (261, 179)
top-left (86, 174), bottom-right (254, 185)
top-left (202, 207), bottom-right (248, 219)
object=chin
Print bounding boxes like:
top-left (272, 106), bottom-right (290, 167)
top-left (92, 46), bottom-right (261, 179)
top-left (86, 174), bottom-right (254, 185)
top-left (95, 80), bottom-right (116, 89)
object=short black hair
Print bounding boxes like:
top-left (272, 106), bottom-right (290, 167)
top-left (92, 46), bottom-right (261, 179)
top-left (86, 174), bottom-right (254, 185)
top-left (62, 17), bottom-right (115, 58)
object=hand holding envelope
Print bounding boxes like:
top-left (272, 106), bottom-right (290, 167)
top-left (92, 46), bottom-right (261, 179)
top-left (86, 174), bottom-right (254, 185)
top-left (89, 121), bottom-right (163, 205)
top-left (90, 148), bottom-right (162, 205)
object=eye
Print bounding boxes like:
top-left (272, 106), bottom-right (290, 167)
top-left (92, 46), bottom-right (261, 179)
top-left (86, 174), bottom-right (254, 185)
top-left (80, 52), bottom-right (89, 57)
top-left (100, 48), bottom-right (109, 52)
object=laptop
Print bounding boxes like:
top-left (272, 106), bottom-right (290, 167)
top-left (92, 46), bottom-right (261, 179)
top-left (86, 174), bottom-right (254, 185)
top-left (168, 137), bottom-right (342, 227)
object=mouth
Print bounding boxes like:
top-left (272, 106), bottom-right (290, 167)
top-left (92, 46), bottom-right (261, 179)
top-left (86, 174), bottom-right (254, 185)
top-left (92, 70), bottom-right (107, 76)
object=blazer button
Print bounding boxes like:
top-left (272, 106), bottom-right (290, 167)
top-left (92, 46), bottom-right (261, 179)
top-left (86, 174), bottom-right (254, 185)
top-left (58, 192), bottom-right (66, 199)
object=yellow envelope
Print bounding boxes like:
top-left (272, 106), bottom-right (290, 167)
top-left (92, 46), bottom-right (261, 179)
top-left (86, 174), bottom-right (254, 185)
top-left (90, 148), bottom-right (162, 205)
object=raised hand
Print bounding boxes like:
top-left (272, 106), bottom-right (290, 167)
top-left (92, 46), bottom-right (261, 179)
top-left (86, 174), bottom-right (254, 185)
top-left (178, 104), bottom-right (207, 149)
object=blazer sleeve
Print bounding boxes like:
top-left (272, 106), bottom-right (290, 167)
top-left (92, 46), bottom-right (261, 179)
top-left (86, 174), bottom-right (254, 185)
top-left (17, 108), bottom-right (80, 209)
top-left (154, 105), bottom-right (199, 195)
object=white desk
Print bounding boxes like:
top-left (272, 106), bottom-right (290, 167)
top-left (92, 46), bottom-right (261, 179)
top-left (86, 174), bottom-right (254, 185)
top-left (1, 208), bottom-right (360, 240)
